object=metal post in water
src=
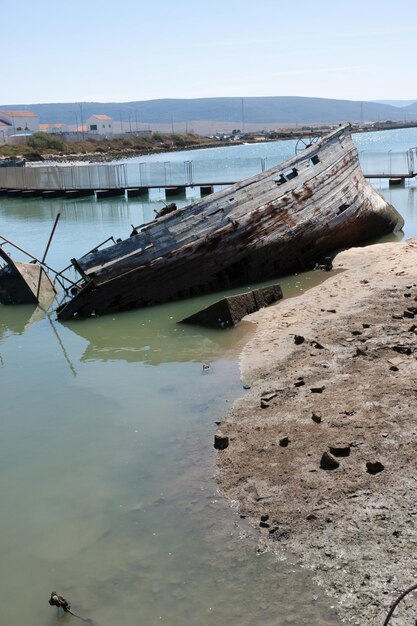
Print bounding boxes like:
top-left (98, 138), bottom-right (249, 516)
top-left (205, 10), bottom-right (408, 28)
top-left (41, 212), bottom-right (61, 264)
top-left (35, 212), bottom-right (61, 302)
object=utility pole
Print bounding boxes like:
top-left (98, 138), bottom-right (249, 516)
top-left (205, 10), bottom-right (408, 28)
top-left (79, 103), bottom-right (84, 138)
top-left (241, 97), bottom-right (245, 132)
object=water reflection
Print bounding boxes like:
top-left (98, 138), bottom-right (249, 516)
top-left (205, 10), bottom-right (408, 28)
top-left (0, 303), bottom-right (44, 339)
top-left (56, 269), bottom-right (328, 366)
top-left (67, 314), bottom-right (254, 365)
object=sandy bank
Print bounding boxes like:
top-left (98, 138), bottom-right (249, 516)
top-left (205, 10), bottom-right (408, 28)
top-left (217, 238), bottom-right (417, 625)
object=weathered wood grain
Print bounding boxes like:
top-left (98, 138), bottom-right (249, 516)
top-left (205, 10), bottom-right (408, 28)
top-left (56, 125), bottom-right (404, 320)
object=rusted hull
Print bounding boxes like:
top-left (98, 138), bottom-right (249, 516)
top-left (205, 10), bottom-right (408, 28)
top-left (56, 125), bottom-right (404, 320)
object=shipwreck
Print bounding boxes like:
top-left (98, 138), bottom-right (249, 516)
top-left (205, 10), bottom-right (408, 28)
top-left (0, 125), bottom-right (404, 319)
top-left (56, 124), bottom-right (403, 320)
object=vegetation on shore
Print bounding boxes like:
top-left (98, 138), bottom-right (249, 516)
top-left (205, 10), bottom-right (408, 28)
top-left (1, 120), bottom-right (413, 164)
top-left (0, 131), bottom-right (225, 162)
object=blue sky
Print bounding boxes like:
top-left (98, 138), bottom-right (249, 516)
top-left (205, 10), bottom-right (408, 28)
top-left (1, 0), bottom-right (416, 105)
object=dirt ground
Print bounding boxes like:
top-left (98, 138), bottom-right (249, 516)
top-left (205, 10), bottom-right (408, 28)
top-left (216, 239), bottom-right (417, 625)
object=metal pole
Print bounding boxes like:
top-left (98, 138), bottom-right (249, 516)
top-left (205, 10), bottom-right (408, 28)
top-left (79, 104), bottom-right (84, 139)
top-left (0, 235), bottom-right (77, 286)
top-left (37, 212), bottom-right (61, 300)
top-left (42, 212), bottom-right (61, 264)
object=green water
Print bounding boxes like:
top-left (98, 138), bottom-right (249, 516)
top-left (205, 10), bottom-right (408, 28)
top-left (0, 176), bottom-right (416, 626)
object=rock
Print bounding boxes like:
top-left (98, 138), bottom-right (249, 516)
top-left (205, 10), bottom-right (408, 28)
top-left (294, 335), bottom-right (305, 345)
top-left (315, 257), bottom-right (333, 271)
top-left (260, 399), bottom-right (270, 409)
top-left (311, 412), bottom-right (322, 424)
top-left (261, 391), bottom-right (278, 402)
top-left (311, 340), bottom-right (325, 349)
top-left (354, 347), bottom-right (367, 357)
top-left (393, 345), bottom-right (413, 355)
top-left (329, 444), bottom-right (351, 457)
top-left (311, 386), bottom-right (325, 393)
top-left (387, 356), bottom-right (404, 367)
top-left (351, 330), bottom-right (363, 336)
top-left (306, 513), bottom-right (318, 520)
top-left (366, 460), bottom-right (384, 475)
top-left (403, 310), bottom-right (415, 319)
top-left (260, 514), bottom-right (269, 522)
top-left (390, 365), bottom-right (399, 371)
top-left (294, 378), bottom-right (305, 387)
top-left (243, 384), bottom-right (251, 390)
top-left (214, 433), bottom-right (229, 450)
top-left (279, 437), bottom-right (290, 447)
top-left (392, 314), bottom-right (403, 320)
top-left (269, 527), bottom-right (290, 541)
top-left (320, 451), bottom-right (340, 470)
top-left (362, 323), bottom-right (371, 328)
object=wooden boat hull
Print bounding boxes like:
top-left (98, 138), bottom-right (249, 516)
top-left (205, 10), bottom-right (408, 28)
top-left (0, 249), bottom-right (57, 306)
top-left (56, 125), bottom-right (404, 320)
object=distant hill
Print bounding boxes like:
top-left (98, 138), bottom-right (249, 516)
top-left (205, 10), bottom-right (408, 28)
top-left (1, 96), bottom-right (416, 128)
top-left (372, 99), bottom-right (417, 107)
top-left (402, 101), bottom-right (417, 114)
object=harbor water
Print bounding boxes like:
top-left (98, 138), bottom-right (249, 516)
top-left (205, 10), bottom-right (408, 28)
top-left (0, 130), bottom-right (416, 626)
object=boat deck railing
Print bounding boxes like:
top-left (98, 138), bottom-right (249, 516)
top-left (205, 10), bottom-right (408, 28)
top-left (0, 149), bottom-right (416, 193)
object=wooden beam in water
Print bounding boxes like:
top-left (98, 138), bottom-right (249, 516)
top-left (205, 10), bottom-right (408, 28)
top-left (180, 285), bottom-right (283, 328)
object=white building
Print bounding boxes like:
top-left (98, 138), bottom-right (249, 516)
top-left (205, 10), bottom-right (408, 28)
top-left (0, 120), bottom-right (11, 144)
top-left (86, 114), bottom-right (113, 135)
top-left (0, 110), bottom-right (39, 132)
top-left (39, 122), bottom-right (67, 134)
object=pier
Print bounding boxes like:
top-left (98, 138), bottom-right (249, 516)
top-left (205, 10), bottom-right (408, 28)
top-left (0, 148), bottom-right (416, 199)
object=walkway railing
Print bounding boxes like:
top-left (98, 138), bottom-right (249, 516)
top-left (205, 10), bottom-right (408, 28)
top-left (0, 163), bottom-right (127, 191)
top-left (0, 149), bottom-right (416, 192)
top-left (359, 148), bottom-right (417, 178)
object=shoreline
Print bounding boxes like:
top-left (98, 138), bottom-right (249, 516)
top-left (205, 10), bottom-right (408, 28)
top-left (5, 121), bottom-right (413, 165)
top-left (216, 238), bottom-right (417, 625)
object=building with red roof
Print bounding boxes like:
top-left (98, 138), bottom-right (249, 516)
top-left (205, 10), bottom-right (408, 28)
top-left (86, 114), bottom-right (113, 135)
